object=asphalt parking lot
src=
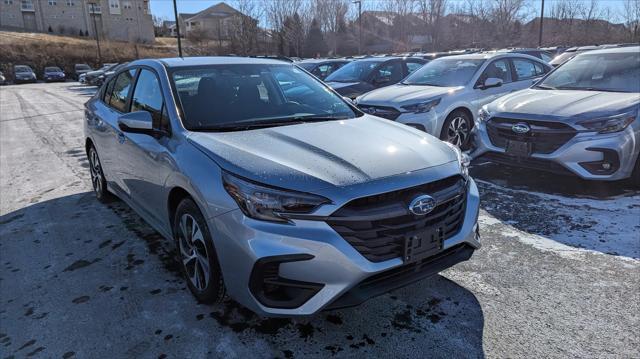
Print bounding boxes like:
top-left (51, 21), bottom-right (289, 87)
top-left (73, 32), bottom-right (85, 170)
top-left (0, 82), bottom-right (638, 358)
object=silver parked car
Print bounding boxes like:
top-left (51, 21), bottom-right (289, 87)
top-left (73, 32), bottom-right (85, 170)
top-left (84, 57), bottom-right (480, 316)
top-left (472, 46), bottom-right (640, 185)
top-left (354, 53), bottom-right (551, 147)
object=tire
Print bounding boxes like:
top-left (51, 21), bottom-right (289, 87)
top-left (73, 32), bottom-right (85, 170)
top-left (173, 198), bottom-right (226, 304)
top-left (631, 154), bottom-right (640, 188)
top-left (87, 145), bottom-right (113, 203)
top-left (440, 109), bottom-right (473, 148)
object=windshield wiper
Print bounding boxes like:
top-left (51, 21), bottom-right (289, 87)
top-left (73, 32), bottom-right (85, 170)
top-left (191, 115), bottom-right (348, 132)
top-left (535, 84), bottom-right (556, 90)
top-left (555, 86), bottom-right (623, 92)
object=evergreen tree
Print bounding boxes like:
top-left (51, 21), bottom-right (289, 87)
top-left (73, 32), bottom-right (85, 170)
top-left (303, 18), bottom-right (328, 58)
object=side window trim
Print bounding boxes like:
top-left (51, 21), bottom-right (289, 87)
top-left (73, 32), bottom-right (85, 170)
top-left (106, 67), bottom-right (138, 113)
top-left (475, 59), bottom-right (513, 87)
top-left (130, 66), bottom-right (170, 132)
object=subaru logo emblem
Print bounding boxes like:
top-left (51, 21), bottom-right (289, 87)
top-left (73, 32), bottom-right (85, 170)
top-left (409, 195), bottom-right (436, 216)
top-left (512, 123), bottom-right (530, 134)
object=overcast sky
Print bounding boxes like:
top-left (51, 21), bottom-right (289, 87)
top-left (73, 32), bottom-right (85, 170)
top-left (150, 0), bottom-right (629, 25)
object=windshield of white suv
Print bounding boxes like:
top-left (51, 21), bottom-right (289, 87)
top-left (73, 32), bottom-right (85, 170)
top-left (401, 58), bottom-right (485, 86)
top-left (171, 64), bottom-right (360, 131)
top-left (539, 52), bottom-right (640, 93)
top-left (325, 60), bottom-right (382, 82)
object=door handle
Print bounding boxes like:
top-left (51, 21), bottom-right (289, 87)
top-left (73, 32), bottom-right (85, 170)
top-left (117, 132), bottom-right (126, 144)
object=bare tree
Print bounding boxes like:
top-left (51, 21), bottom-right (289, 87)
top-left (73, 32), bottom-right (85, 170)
top-left (313, 0), bottom-right (350, 54)
top-left (383, 0), bottom-right (416, 51)
top-left (621, 0), bottom-right (640, 42)
top-left (417, 0), bottom-right (448, 49)
top-left (228, 0), bottom-right (263, 55)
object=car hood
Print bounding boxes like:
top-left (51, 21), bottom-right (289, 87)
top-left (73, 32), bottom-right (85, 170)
top-left (85, 70), bottom-right (105, 77)
top-left (187, 116), bottom-right (457, 192)
top-left (45, 72), bottom-right (64, 76)
top-left (357, 84), bottom-right (460, 106)
top-left (489, 88), bottom-right (640, 119)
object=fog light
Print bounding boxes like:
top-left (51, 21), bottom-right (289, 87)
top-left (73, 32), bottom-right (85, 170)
top-left (602, 162), bottom-right (611, 170)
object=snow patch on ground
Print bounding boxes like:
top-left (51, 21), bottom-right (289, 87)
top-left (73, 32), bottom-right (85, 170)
top-left (477, 180), bottom-right (640, 261)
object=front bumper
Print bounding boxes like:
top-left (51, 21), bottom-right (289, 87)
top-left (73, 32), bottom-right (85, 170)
top-left (395, 111), bottom-right (444, 136)
top-left (471, 121), bottom-right (639, 181)
top-left (208, 178), bottom-right (481, 316)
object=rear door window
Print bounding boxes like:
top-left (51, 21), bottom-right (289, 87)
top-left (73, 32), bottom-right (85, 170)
top-left (109, 69), bottom-right (137, 112)
top-left (513, 59), bottom-right (539, 80)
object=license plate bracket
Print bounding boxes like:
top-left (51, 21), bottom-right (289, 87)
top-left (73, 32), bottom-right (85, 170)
top-left (506, 140), bottom-right (532, 157)
top-left (404, 227), bottom-right (444, 263)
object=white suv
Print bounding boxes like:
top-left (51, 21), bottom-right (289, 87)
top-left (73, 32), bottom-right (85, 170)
top-left (354, 53), bottom-right (551, 147)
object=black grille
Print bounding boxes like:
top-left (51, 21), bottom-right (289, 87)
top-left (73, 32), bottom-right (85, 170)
top-left (486, 117), bottom-right (577, 154)
top-left (357, 104), bottom-right (401, 120)
top-left (478, 152), bottom-right (574, 176)
top-left (326, 176), bottom-right (467, 263)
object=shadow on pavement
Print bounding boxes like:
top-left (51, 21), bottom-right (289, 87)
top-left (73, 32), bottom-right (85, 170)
top-left (470, 161), bottom-right (637, 199)
top-left (0, 192), bottom-right (486, 358)
top-left (471, 162), bottom-right (640, 259)
top-left (65, 84), bottom-right (97, 97)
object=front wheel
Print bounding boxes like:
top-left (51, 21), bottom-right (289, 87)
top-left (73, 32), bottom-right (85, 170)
top-left (87, 145), bottom-right (112, 203)
top-left (174, 199), bottom-right (226, 303)
top-left (440, 110), bottom-right (473, 148)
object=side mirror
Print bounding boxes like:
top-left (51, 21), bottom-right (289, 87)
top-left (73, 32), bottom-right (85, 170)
top-left (118, 111), bottom-right (154, 135)
top-left (482, 77), bottom-right (503, 89)
top-left (343, 96), bottom-right (356, 105)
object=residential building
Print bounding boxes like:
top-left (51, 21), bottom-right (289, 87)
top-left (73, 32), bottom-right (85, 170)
top-left (167, 2), bottom-right (253, 41)
top-left (0, 0), bottom-right (154, 43)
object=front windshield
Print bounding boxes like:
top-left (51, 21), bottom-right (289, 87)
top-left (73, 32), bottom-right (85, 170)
top-left (402, 58), bottom-right (485, 86)
top-left (15, 66), bottom-right (31, 73)
top-left (325, 60), bottom-right (381, 82)
top-left (76, 64), bottom-right (91, 70)
top-left (540, 51), bottom-right (640, 93)
top-left (549, 52), bottom-right (577, 66)
top-left (45, 67), bottom-right (62, 72)
top-left (171, 64), bottom-right (359, 131)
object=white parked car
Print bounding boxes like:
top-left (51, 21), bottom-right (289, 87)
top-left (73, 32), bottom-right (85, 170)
top-left (354, 53), bottom-right (552, 146)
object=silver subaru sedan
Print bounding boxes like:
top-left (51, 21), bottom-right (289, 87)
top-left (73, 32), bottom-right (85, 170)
top-left (84, 57), bottom-right (480, 316)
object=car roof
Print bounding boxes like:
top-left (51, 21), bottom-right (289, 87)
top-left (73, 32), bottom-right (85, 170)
top-left (578, 45), bottom-right (639, 55)
top-left (438, 52), bottom-right (536, 61)
top-left (297, 59), bottom-right (350, 64)
top-left (153, 56), bottom-right (293, 68)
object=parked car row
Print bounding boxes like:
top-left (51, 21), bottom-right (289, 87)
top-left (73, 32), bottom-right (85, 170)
top-left (1, 63), bottom-right (101, 84)
top-left (81, 45), bottom-right (637, 319)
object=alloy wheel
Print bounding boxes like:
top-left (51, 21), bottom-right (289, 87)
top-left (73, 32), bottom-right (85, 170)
top-left (446, 116), bottom-right (470, 147)
top-left (89, 149), bottom-right (104, 195)
top-left (177, 214), bottom-right (210, 291)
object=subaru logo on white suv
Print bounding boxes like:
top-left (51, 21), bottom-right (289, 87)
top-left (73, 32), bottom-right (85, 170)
top-left (409, 195), bottom-right (437, 215)
top-left (512, 123), bottom-right (531, 134)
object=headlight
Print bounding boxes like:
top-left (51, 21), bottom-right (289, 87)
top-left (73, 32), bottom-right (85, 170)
top-left (444, 141), bottom-right (471, 179)
top-left (577, 113), bottom-right (636, 134)
top-left (222, 172), bottom-right (330, 223)
top-left (401, 98), bottom-right (441, 114)
top-left (477, 106), bottom-right (492, 122)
